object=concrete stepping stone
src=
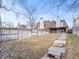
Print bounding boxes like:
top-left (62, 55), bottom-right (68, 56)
top-left (48, 47), bottom-right (65, 59)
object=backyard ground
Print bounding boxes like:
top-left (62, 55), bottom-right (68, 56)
top-left (65, 34), bottom-right (79, 59)
top-left (0, 33), bottom-right (59, 59)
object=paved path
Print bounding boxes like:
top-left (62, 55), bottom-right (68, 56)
top-left (40, 33), bottom-right (67, 59)
top-left (40, 54), bottom-right (49, 59)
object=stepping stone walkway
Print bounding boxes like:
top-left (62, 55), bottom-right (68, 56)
top-left (40, 33), bottom-right (67, 59)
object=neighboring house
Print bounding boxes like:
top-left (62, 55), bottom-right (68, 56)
top-left (0, 18), bottom-right (2, 28)
top-left (38, 19), bottom-right (68, 33)
top-left (73, 14), bottom-right (79, 36)
top-left (16, 23), bottom-right (27, 28)
top-left (0, 18), bottom-right (2, 33)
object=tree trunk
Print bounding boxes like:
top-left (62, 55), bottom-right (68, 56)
top-left (0, 0), bottom-right (2, 8)
top-left (18, 29), bottom-right (19, 40)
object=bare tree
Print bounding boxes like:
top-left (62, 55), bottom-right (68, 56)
top-left (1, 0), bottom-right (26, 20)
top-left (43, 0), bottom-right (79, 27)
top-left (16, 0), bottom-right (45, 36)
top-left (49, 0), bottom-right (79, 12)
top-left (0, 0), bottom-right (24, 40)
top-left (0, 0), bottom-right (22, 27)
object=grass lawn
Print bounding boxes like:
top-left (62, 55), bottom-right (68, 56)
top-left (65, 34), bottom-right (79, 59)
top-left (0, 33), bottom-right (59, 59)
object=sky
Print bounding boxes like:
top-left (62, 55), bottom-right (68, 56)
top-left (1, 0), bottom-right (79, 28)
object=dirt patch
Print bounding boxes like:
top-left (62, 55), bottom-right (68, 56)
top-left (0, 33), bottom-right (59, 59)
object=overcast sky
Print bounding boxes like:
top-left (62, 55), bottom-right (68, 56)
top-left (1, 0), bottom-right (79, 28)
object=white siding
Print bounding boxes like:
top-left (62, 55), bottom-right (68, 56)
top-left (73, 15), bottom-right (79, 36)
top-left (39, 21), bottom-right (44, 29)
top-left (76, 19), bottom-right (79, 26)
top-left (56, 20), bottom-right (61, 27)
top-left (56, 20), bottom-right (64, 27)
top-left (61, 21), bottom-right (63, 27)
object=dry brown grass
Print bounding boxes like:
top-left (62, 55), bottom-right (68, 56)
top-left (0, 33), bottom-right (59, 59)
top-left (65, 34), bottom-right (79, 59)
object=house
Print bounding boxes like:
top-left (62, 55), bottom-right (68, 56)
top-left (43, 20), bottom-right (56, 33)
top-left (72, 14), bottom-right (79, 36)
top-left (0, 17), bottom-right (2, 33)
top-left (38, 20), bottom-right (55, 32)
top-left (55, 20), bottom-right (68, 32)
top-left (38, 19), bottom-right (68, 33)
